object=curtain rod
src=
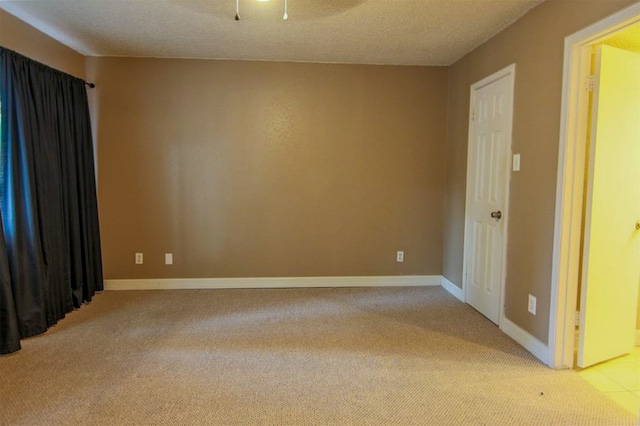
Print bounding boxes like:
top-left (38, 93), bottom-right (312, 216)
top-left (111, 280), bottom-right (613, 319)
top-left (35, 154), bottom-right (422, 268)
top-left (1, 46), bottom-right (96, 88)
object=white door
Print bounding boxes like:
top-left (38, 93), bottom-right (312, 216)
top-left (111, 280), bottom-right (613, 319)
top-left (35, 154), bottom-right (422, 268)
top-left (464, 66), bottom-right (515, 324)
top-left (578, 45), bottom-right (640, 368)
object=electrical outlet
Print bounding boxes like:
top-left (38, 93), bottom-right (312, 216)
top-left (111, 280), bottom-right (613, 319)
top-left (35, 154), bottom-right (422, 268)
top-left (396, 251), bottom-right (404, 262)
top-left (165, 253), bottom-right (173, 265)
top-left (135, 253), bottom-right (143, 265)
top-left (528, 294), bottom-right (537, 315)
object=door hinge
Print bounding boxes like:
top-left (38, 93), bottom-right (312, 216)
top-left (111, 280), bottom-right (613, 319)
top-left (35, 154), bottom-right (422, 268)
top-left (585, 75), bottom-right (595, 92)
top-left (471, 109), bottom-right (475, 121)
top-left (575, 311), bottom-right (580, 326)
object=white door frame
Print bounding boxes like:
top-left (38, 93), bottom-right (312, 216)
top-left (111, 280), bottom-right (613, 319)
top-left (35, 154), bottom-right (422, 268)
top-left (462, 64), bottom-right (516, 326)
top-left (549, 1), bottom-right (640, 369)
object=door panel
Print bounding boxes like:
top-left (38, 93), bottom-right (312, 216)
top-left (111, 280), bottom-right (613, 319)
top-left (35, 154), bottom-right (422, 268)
top-left (578, 45), bottom-right (640, 368)
top-left (465, 72), bottom-right (514, 324)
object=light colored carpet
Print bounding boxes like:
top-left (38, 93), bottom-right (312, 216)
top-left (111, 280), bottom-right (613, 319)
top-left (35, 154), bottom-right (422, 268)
top-left (0, 286), bottom-right (635, 425)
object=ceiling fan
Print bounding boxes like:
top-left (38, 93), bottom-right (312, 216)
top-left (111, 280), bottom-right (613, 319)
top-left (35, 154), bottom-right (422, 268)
top-left (235, 0), bottom-right (289, 21)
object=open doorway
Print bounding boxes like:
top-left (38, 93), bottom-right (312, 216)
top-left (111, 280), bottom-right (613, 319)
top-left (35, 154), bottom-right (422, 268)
top-left (576, 41), bottom-right (640, 368)
top-left (550, 2), bottom-right (640, 371)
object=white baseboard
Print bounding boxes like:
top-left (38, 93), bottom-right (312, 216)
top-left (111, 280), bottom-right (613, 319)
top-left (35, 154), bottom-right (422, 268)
top-left (104, 275), bottom-right (442, 291)
top-left (440, 276), bottom-right (464, 302)
top-left (500, 316), bottom-right (550, 366)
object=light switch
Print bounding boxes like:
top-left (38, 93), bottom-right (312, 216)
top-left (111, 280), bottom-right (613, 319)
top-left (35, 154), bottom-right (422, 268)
top-left (165, 253), bottom-right (173, 265)
top-left (513, 154), bottom-right (521, 172)
top-left (528, 294), bottom-right (537, 315)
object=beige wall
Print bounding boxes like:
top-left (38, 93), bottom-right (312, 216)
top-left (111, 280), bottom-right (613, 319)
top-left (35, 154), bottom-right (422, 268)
top-left (87, 57), bottom-right (448, 279)
top-left (444, 0), bottom-right (637, 343)
top-left (0, 9), bottom-right (85, 79)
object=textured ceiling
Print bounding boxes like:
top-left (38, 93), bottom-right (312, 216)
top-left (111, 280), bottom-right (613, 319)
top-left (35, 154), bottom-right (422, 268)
top-left (0, 0), bottom-right (546, 66)
top-left (601, 22), bottom-right (640, 54)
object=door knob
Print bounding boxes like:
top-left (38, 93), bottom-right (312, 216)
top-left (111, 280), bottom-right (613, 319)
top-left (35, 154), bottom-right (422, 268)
top-left (491, 211), bottom-right (502, 220)
top-left (636, 221), bottom-right (640, 231)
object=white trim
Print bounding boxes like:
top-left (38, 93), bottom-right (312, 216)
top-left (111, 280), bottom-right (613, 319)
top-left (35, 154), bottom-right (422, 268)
top-left (500, 316), bottom-right (550, 365)
top-left (550, 2), bottom-right (640, 370)
top-left (441, 276), bottom-right (464, 302)
top-left (104, 275), bottom-right (442, 291)
top-left (462, 63), bottom-right (516, 325)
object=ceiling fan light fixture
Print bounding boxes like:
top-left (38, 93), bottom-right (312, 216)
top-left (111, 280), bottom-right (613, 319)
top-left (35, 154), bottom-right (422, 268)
top-left (235, 0), bottom-right (289, 20)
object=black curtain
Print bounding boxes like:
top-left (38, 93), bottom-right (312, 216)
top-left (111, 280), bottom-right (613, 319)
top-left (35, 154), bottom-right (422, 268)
top-left (0, 47), bottom-right (103, 355)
